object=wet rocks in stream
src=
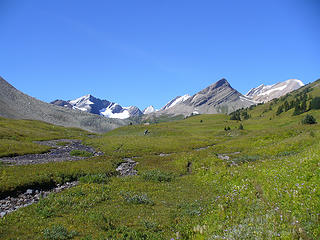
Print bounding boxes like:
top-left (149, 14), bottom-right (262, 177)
top-left (0, 181), bottom-right (78, 218)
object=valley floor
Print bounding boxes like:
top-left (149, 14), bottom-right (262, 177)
top-left (0, 108), bottom-right (319, 239)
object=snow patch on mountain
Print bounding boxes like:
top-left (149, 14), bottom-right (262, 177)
top-left (99, 107), bottom-right (130, 119)
top-left (161, 94), bottom-right (191, 111)
top-left (245, 79), bottom-right (304, 103)
top-left (143, 105), bottom-right (156, 114)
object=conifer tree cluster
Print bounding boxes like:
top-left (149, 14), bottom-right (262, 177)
top-left (229, 109), bottom-right (250, 121)
top-left (275, 88), bottom-right (312, 116)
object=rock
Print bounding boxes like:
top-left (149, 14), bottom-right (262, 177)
top-left (25, 189), bottom-right (33, 195)
top-left (0, 212), bottom-right (6, 218)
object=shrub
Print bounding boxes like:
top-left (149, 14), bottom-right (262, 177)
top-left (231, 155), bottom-right (259, 164)
top-left (301, 114), bottom-right (317, 125)
top-left (43, 225), bottom-right (77, 240)
top-left (141, 170), bottom-right (174, 182)
top-left (120, 191), bottom-right (154, 205)
top-left (70, 150), bottom-right (93, 157)
top-left (79, 173), bottom-right (110, 184)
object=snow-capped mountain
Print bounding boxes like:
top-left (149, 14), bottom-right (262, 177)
top-left (143, 105), bottom-right (156, 114)
top-left (154, 79), bottom-right (256, 116)
top-left (51, 94), bottom-right (143, 119)
top-left (160, 94), bottom-right (191, 111)
top-left (245, 79), bottom-right (304, 103)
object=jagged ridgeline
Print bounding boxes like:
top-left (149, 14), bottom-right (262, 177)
top-left (0, 77), bottom-right (128, 133)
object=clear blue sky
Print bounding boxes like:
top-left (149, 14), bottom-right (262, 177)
top-left (1, 0), bottom-right (319, 110)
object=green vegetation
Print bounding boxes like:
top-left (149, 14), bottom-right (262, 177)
top-left (56, 141), bottom-right (70, 146)
top-left (302, 114), bottom-right (317, 124)
top-left (69, 150), bottom-right (94, 157)
top-left (79, 173), bottom-right (110, 184)
top-left (0, 80), bottom-right (320, 239)
top-left (43, 225), bottom-right (78, 240)
top-left (141, 169), bottom-right (174, 182)
top-left (120, 191), bottom-right (155, 205)
top-left (0, 118), bottom-right (90, 157)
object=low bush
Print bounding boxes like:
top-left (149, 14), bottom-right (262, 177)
top-left (79, 173), bottom-right (110, 184)
top-left (120, 191), bottom-right (154, 205)
top-left (43, 225), bottom-right (78, 240)
top-left (231, 155), bottom-right (259, 164)
top-left (141, 169), bottom-right (174, 182)
top-left (301, 114), bottom-right (317, 125)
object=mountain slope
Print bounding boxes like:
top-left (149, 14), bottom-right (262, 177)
top-left (157, 78), bottom-right (256, 116)
top-left (0, 76), bottom-right (127, 133)
top-left (160, 95), bottom-right (191, 111)
top-left (245, 79), bottom-right (304, 102)
top-left (51, 94), bottom-right (143, 119)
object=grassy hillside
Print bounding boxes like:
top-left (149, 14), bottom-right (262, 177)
top-left (0, 118), bottom-right (90, 157)
top-left (0, 81), bottom-right (320, 239)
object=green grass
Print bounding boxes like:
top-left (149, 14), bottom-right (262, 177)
top-left (0, 81), bottom-right (320, 239)
top-left (69, 150), bottom-right (94, 157)
top-left (56, 141), bottom-right (70, 146)
top-left (0, 118), bottom-right (90, 157)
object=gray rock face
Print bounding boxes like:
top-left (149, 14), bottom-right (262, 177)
top-left (50, 99), bottom-right (73, 108)
top-left (0, 76), bottom-right (127, 133)
top-left (157, 78), bottom-right (256, 116)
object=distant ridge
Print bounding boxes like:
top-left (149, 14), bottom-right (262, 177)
top-left (51, 94), bottom-right (143, 119)
top-left (245, 79), bottom-right (304, 102)
top-left (0, 76), bottom-right (127, 133)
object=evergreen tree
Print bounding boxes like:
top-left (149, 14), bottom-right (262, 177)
top-left (283, 101), bottom-right (290, 112)
top-left (301, 114), bottom-right (317, 124)
top-left (230, 111), bottom-right (241, 121)
top-left (293, 105), bottom-right (301, 116)
top-left (276, 105), bottom-right (283, 115)
top-left (241, 111), bottom-right (249, 120)
top-left (289, 100), bottom-right (295, 109)
top-left (301, 100), bottom-right (307, 113)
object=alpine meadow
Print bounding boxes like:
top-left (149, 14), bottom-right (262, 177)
top-left (0, 79), bottom-right (319, 239)
top-left (1, 1), bottom-right (320, 239)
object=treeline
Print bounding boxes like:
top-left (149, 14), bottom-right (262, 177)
top-left (276, 88), bottom-right (320, 116)
top-left (229, 86), bottom-right (320, 120)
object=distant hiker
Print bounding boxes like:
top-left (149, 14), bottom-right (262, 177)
top-left (144, 129), bottom-right (149, 135)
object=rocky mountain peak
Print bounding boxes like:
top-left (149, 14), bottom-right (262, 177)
top-left (198, 78), bottom-right (231, 95)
